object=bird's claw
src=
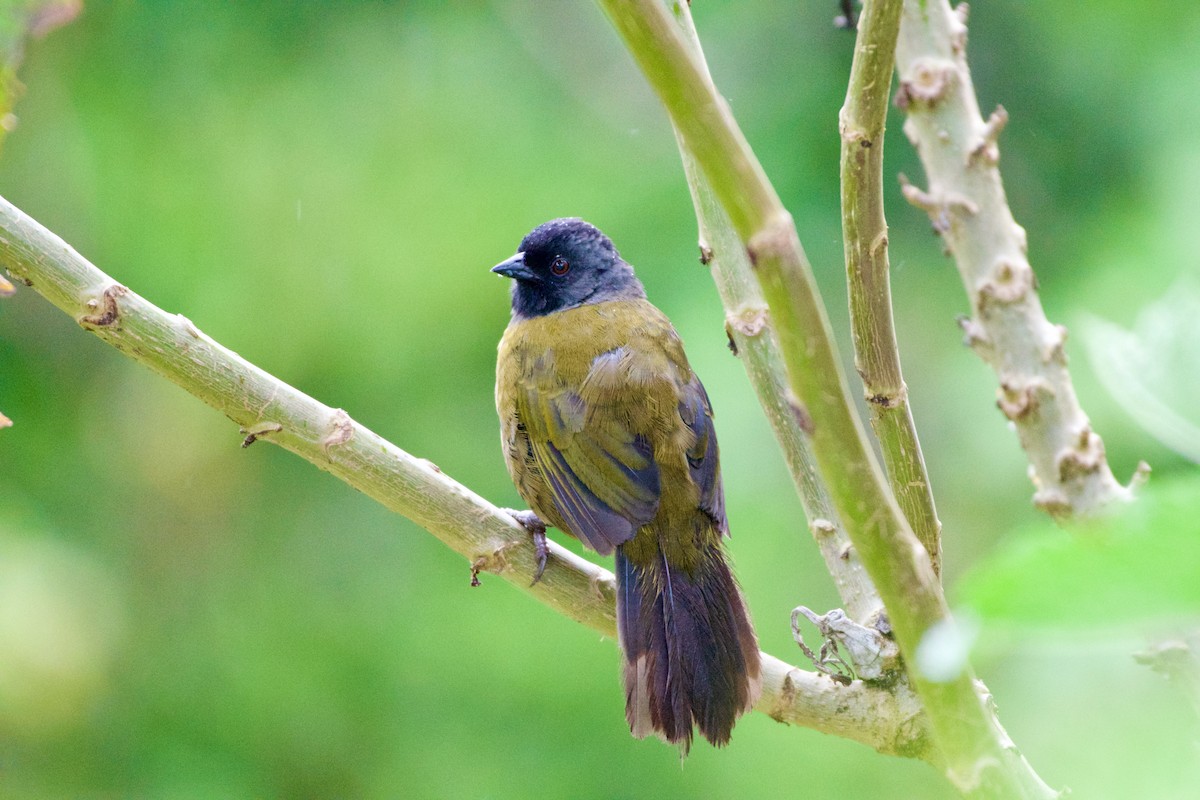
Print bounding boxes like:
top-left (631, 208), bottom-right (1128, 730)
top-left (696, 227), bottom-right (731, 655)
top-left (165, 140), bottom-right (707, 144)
top-left (529, 529), bottom-right (549, 585)
top-left (503, 508), bottom-right (549, 585)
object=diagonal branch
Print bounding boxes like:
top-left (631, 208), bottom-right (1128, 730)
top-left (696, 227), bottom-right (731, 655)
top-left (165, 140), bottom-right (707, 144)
top-left (0, 193), bottom-right (929, 760)
top-left (668, 3), bottom-right (882, 624)
top-left (840, 0), bottom-right (940, 575)
top-left (840, 0), bottom-right (943, 574)
top-left (894, 0), bottom-right (1144, 518)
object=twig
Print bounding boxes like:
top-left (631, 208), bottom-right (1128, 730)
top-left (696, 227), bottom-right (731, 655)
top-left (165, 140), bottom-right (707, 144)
top-left (839, 0), bottom-right (942, 574)
top-left (792, 605), bottom-right (900, 682)
top-left (594, 0), bottom-right (1056, 795)
top-left (668, 3), bottom-right (882, 624)
top-left (894, 0), bottom-right (1141, 518)
top-left (0, 193), bottom-right (930, 759)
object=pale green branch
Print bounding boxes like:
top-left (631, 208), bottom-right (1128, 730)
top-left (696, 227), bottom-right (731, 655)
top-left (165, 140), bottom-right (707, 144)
top-left (668, 4), bottom-right (882, 625)
top-left (0, 193), bottom-right (930, 760)
top-left (840, 0), bottom-right (942, 575)
top-left (895, 0), bottom-right (1142, 518)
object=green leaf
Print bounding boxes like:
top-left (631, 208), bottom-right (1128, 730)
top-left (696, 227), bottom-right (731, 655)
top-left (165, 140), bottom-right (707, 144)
top-left (958, 475), bottom-right (1200, 628)
top-left (1081, 280), bottom-right (1200, 463)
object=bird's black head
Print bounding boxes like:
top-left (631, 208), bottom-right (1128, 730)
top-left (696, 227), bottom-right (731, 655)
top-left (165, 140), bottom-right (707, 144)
top-left (492, 218), bottom-right (645, 318)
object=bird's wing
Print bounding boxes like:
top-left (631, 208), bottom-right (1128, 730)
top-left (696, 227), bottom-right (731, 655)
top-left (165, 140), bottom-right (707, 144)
top-left (678, 374), bottom-right (726, 534)
top-left (515, 347), bottom-right (662, 555)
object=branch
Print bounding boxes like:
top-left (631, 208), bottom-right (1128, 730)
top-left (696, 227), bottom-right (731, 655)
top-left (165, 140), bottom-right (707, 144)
top-left (668, 3), bottom-right (882, 624)
top-left (594, 0), bottom-right (1056, 795)
top-left (894, 0), bottom-right (1144, 518)
top-left (840, 0), bottom-right (942, 575)
top-left (0, 193), bottom-right (930, 759)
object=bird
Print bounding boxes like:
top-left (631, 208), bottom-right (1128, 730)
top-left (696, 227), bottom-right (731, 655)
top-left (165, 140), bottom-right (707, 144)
top-left (492, 217), bottom-right (761, 752)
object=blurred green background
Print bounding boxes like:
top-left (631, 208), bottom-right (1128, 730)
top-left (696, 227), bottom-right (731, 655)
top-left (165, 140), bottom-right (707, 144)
top-left (2, 1), bottom-right (1199, 797)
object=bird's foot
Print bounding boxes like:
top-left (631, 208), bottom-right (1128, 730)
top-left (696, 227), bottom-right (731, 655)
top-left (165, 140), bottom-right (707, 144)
top-left (502, 508), bottom-right (549, 585)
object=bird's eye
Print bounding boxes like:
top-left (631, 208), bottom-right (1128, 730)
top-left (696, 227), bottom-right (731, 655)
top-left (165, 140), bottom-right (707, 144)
top-left (550, 256), bottom-right (570, 276)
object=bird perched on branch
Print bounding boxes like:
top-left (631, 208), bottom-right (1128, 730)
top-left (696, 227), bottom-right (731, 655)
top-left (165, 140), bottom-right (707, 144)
top-left (493, 218), bottom-right (761, 752)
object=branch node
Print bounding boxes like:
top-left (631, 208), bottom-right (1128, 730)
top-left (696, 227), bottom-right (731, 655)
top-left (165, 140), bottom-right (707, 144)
top-left (955, 2), bottom-right (971, 28)
top-left (240, 421), bottom-right (283, 448)
top-left (1014, 223), bottom-right (1029, 254)
top-left (839, 110), bottom-right (870, 148)
top-left (470, 538), bottom-right (518, 587)
top-left (176, 313), bottom-right (201, 338)
top-left (898, 173), bottom-right (938, 213)
top-left (1056, 425), bottom-right (1104, 483)
top-left (726, 305), bottom-right (769, 338)
top-left (809, 518), bottom-right (838, 538)
top-left (1130, 460), bottom-right (1152, 489)
top-left (899, 174), bottom-right (977, 236)
top-left (769, 669), bottom-right (799, 723)
top-left (950, 3), bottom-right (970, 54)
top-left (321, 408), bottom-right (355, 455)
top-left (968, 105), bottom-right (1008, 166)
top-left (1032, 487), bottom-right (1072, 517)
top-left (996, 378), bottom-right (1053, 421)
top-left (866, 385), bottom-right (907, 409)
top-left (977, 258), bottom-right (1034, 309)
top-left (79, 283), bottom-right (128, 328)
top-left (1042, 323), bottom-right (1069, 366)
top-left (956, 314), bottom-right (991, 352)
top-left (895, 58), bottom-right (956, 110)
top-left (870, 230), bottom-right (889, 260)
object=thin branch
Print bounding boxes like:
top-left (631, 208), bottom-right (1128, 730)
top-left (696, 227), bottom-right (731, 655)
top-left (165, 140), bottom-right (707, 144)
top-left (595, 0), bottom-right (1055, 795)
top-left (668, 3), bottom-right (882, 624)
top-left (840, 0), bottom-right (942, 573)
top-left (0, 193), bottom-right (930, 759)
top-left (894, 0), bottom-right (1144, 518)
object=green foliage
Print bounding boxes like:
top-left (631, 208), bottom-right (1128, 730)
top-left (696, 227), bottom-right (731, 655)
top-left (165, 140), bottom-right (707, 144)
top-left (1083, 282), bottom-right (1200, 463)
top-left (961, 476), bottom-right (1200, 628)
top-left (0, 0), bottom-right (79, 152)
top-left (953, 476), bottom-right (1200, 798)
top-left (0, 2), bottom-right (1197, 798)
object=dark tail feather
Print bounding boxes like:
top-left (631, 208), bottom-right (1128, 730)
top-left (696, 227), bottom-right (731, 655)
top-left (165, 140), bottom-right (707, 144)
top-left (615, 544), bottom-right (761, 753)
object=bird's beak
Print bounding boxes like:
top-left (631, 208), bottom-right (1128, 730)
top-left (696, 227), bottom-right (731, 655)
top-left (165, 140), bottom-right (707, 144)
top-left (491, 252), bottom-right (536, 281)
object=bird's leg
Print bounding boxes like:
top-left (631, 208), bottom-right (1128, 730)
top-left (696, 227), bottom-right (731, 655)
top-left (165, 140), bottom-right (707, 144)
top-left (502, 508), bottom-right (549, 585)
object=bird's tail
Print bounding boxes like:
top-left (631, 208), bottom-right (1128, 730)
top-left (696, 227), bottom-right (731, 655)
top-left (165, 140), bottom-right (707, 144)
top-left (615, 541), bottom-right (761, 753)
